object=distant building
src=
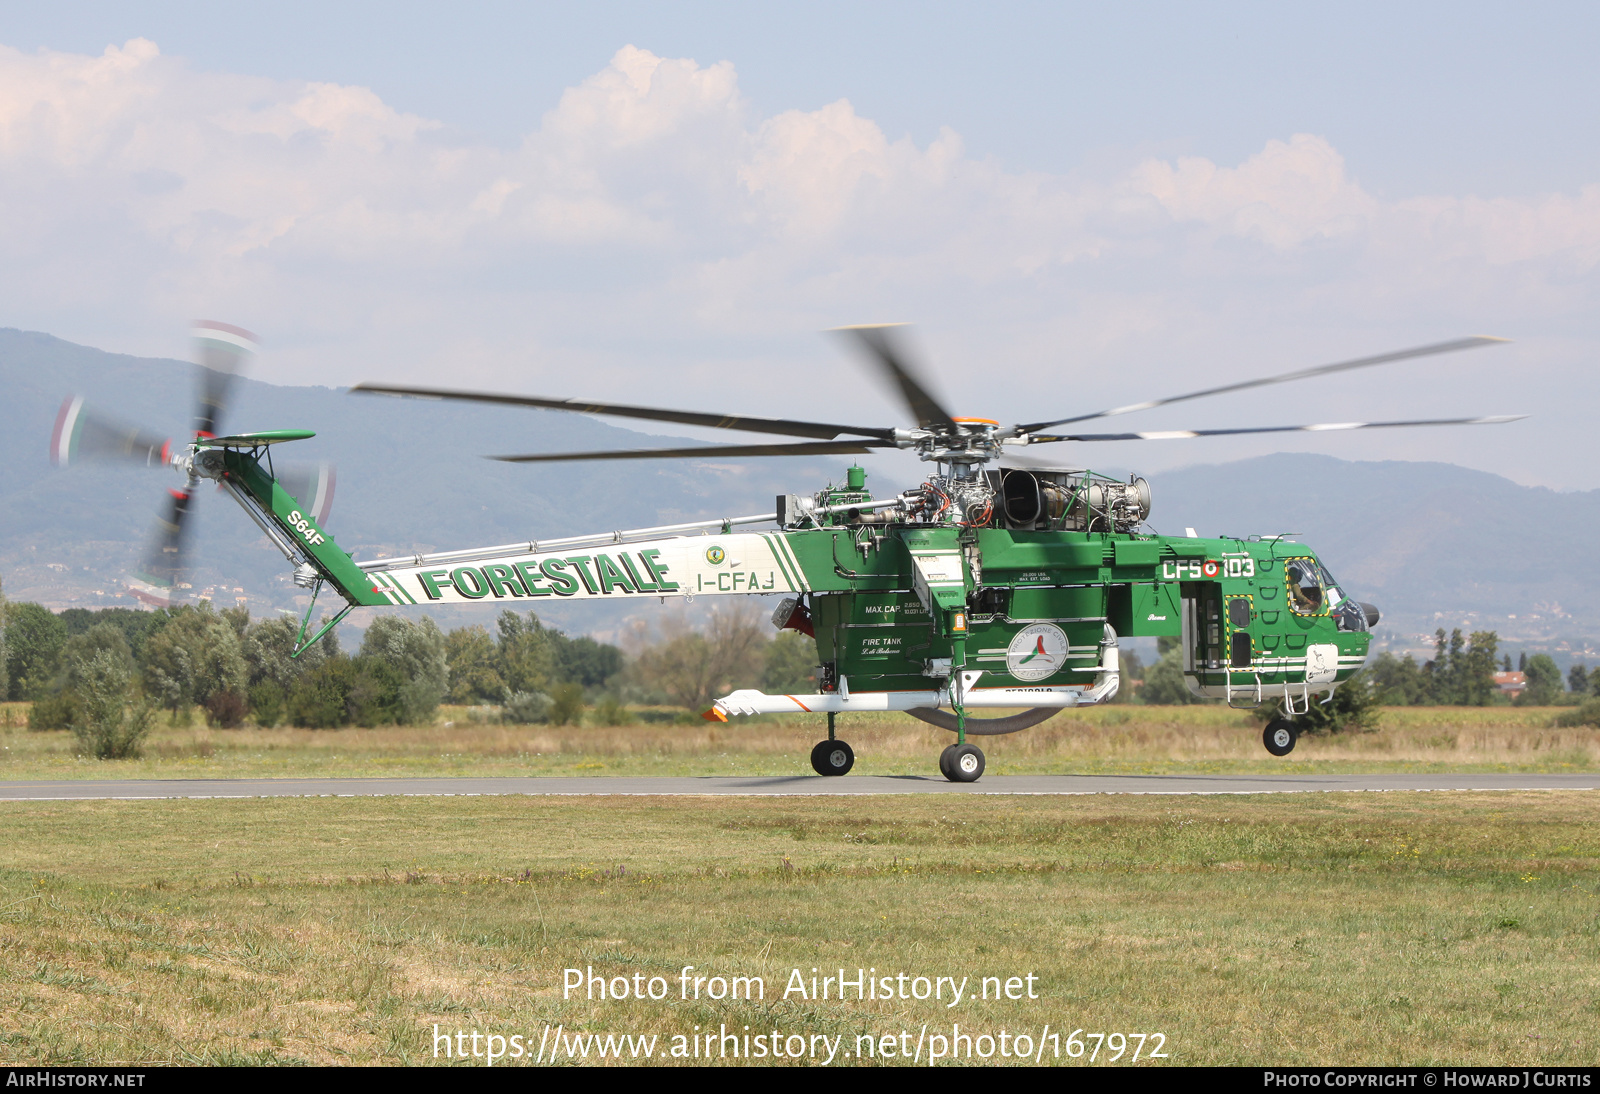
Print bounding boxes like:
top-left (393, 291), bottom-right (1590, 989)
top-left (1494, 671), bottom-right (1526, 696)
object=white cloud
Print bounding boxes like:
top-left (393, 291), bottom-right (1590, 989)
top-left (0, 39), bottom-right (1597, 486)
top-left (1133, 134), bottom-right (1377, 247)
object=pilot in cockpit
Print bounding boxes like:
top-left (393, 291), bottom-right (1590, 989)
top-left (1287, 560), bottom-right (1323, 613)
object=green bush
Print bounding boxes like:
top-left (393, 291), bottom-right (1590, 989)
top-left (762, 631), bottom-right (816, 694)
top-left (57, 624), bottom-right (135, 694)
top-left (503, 690), bottom-right (552, 724)
top-left (141, 603), bottom-right (249, 711)
top-left (70, 650), bottom-right (153, 759)
top-left (398, 678), bottom-right (444, 726)
top-left (248, 680), bottom-right (285, 727)
top-left (5, 602), bottom-right (67, 701)
top-left (548, 682), bottom-right (586, 726)
top-left (284, 654), bottom-right (433, 728)
top-left (446, 625), bottom-right (505, 704)
top-left (1138, 650), bottom-right (1197, 705)
top-left (1252, 671), bottom-right (1382, 735)
top-left (242, 615), bottom-right (335, 696)
top-left (348, 658), bottom-right (405, 727)
top-left (204, 689), bottom-right (248, 729)
top-left (287, 657), bottom-right (357, 728)
top-left (27, 691), bottom-right (79, 730)
top-left (1554, 699), bottom-right (1600, 728)
top-left (1516, 654), bottom-right (1563, 706)
top-left (24, 623), bottom-right (136, 733)
top-left (590, 695), bottom-right (629, 726)
top-left (359, 616), bottom-right (447, 724)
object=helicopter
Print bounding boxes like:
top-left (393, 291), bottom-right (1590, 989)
top-left (54, 324), bottom-right (1518, 782)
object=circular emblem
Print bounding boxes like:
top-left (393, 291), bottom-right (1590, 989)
top-left (1006, 623), bottom-right (1069, 682)
top-left (1202, 560), bottom-right (1221, 578)
top-left (705, 545), bottom-right (726, 565)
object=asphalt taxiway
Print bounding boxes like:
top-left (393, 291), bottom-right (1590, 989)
top-left (0, 773), bottom-right (1594, 800)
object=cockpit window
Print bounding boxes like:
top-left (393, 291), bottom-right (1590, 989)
top-left (1320, 563), bottom-right (1368, 633)
top-left (1286, 558), bottom-right (1323, 614)
top-left (1288, 558), bottom-right (1369, 632)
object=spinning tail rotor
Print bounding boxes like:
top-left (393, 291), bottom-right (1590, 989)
top-left (52, 323), bottom-right (334, 607)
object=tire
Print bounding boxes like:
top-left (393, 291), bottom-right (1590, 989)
top-left (1263, 719), bottom-right (1298, 757)
top-left (944, 743), bottom-right (985, 783)
top-left (811, 740), bottom-right (855, 776)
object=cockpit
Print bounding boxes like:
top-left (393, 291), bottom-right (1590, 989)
top-left (1286, 557), bottom-right (1369, 633)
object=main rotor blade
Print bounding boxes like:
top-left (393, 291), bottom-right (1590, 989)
top-left (489, 439), bottom-right (897, 463)
top-left (1019, 336), bottom-right (1509, 433)
top-left (831, 324), bottom-right (960, 434)
top-left (1025, 414), bottom-right (1526, 444)
top-left (350, 382), bottom-right (896, 442)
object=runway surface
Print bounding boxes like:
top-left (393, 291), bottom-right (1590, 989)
top-left (0, 773), bottom-right (1595, 800)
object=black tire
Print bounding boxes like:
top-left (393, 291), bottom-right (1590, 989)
top-left (811, 740), bottom-right (855, 776)
top-left (944, 743), bottom-right (985, 783)
top-left (1263, 719), bottom-right (1298, 757)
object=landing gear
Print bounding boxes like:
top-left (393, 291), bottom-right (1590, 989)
top-left (1263, 718), bottom-right (1298, 757)
top-left (811, 739), bottom-right (854, 776)
top-left (811, 711), bottom-right (854, 776)
top-left (939, 743), bottom-right (985, 783)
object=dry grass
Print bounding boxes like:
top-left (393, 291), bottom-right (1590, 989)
top-left (0, 792), bottom-right (1596, 1066)
top-left (0, 702), bottom-right (1595, 780)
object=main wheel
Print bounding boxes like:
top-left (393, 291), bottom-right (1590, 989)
top-left (811, 740), bottom-right (855, 776)
top-left (943, 743), bottom-right (985, 783)
top-left (1263, 719), bottom-right (1298, 757)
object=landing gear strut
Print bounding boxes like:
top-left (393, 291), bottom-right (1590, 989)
top-left (1263, 718), bottom-right (1298, 757)
top-left (811, 712), bottom-right (854, 776)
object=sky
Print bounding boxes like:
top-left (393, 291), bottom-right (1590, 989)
top-left (2, 2), bottom-right (1598, 489)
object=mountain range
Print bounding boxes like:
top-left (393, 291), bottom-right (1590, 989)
top-left (2, 327), bottom-right (1592, 665)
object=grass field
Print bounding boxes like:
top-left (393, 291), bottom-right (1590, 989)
top-left (0, 791), bottom-right (1596, 1066)
top-left (2, 703), bottom-right (1594, 1067)
top-left (1, 702), bottom-right (1596, 780)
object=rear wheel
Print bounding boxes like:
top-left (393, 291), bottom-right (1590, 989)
top-left (1263, 719), bottom-right (1298, 757)
top-left (811, 740), bottom-right (854, 776)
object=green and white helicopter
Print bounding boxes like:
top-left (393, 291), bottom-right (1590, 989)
top-left (55, 323), bottom-right (1517, 781)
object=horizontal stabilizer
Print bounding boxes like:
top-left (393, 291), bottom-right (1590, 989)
top-left (196, 429), bottom-right (316, 447)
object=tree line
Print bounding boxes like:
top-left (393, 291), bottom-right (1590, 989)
top-left (1126, 627), bottom-right (1592, 730)
top-left (4, 570), bottom-right (1592, 754)
top-left (0, 577), bottom-right (817, 754)
top-left (1363, 629), bottom-right (1594, 708)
